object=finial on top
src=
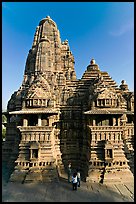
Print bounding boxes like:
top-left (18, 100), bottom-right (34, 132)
top-left (121, 80), bottom-right (126, 85)
top-left (90, 58), bottom-right (96, 65)
top-left (63, 39), bottom-right (68, 45)
top-left (120, 80), bottom-right (129, 91)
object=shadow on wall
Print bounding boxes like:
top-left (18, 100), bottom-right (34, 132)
top-left (59, 80), bottom-right (94, 181)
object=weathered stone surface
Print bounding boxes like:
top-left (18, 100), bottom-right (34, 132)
top-left (9, 170), bottom-right (28, 183)
top-left (2, 16), bottom-right (134, 184)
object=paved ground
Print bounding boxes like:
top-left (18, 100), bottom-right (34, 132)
top-left (2, 175), bottom-right (134, 202)
top-left (2, 162), bottom-right (134, 202)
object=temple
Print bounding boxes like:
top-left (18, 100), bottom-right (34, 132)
top-left (2, 16), bottom-right (134, 183)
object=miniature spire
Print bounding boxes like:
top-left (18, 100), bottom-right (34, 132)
top-left (90, 58), bottom-right (96, 65)
top-left (87, 58), bottom-right (100, 71)
top-left (120, 80), bottom-right (129, 91)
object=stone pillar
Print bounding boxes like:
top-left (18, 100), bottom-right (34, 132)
top-left (30, 149), bottom-right (32, 159)
top-left (132, 127), bottom-right (134, 135)
top-left (29, 100), bottom-right (32, 106)
top-left (113, 117), bottom-right (116, 126)
top-left (119, 132), bottom-right (122, 140)
top-left (38, 114), bottom-right (42, 126)
top-left (49, 116), bottom-right (54, 126)
top-left (23, 118), bottom-right (28, 126)
top-left (111, 99), bottom-right (112, 106)
top-left (101, 132), bottom-right (104, 140)
top-left (93, 119), bottom-right (96, 126)
top-left (117, 117), bottom-right (120, 126)
top-left (92, 133), bottom-right (95, 141)
top-left (104, 99), bottom-right (106, 106)
top-left (130, 100), bottom-right (132, 110)
top-left (22, 100), bottom-right (26, 108)
top-left (96, 100), bottom-right (98, 106)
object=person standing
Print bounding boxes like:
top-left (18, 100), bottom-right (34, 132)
top-left (77, 169), bottom-right (81, 187)
top-left (72, 172), bottom-right (78, 190)
top-left (67, 162), bottom-right (72, 183)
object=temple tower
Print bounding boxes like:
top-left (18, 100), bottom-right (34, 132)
top-left (2, 17), bottom-right (134, 184)
top-left (3, 16), bottom-right (77, 182)
top-left (81, 60), bottom-right (134, 183)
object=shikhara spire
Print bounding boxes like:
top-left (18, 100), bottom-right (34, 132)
top-left (24, 15), bottom-right (75, 83)
top-left (3, 16), bottom-right (134, 184)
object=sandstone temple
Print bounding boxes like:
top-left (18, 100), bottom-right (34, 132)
top-left (3, 16), bottom-right (134, 184)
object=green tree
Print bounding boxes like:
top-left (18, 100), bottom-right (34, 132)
top-left (2, 114), bottom-right (7, 123)
top-left (2, 128), bottom-right (6, 141)
top-left (2, 114), bottom-right (7, 141)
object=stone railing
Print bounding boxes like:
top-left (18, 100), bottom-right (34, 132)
top-left (17, 126), bottom-right (56, 142)
top-left (88, 126), bottom-right (123, 131)
top-left (17, 126), bottom-right (53, 132)
top-left (126, 123), bottom-right (134, 126)
top-left (122, 124), bottom-right (134, 140)
top-left (15, 160), bottom-right (55, 169)
top-left (125, 124), bottom-right (134, 134)
top-left (87, 126), bottom-right (123, 142)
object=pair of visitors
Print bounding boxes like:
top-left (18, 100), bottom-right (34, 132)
top-left (71, 169), bottom-right (81, 190)
top-left (67, 163), bottom-right (81, 188)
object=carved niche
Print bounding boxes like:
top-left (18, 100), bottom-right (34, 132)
top-left (25, 75), bottom-right (55, 108)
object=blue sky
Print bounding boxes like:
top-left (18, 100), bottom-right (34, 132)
top-left (2, 2), bottom-right (134, 111)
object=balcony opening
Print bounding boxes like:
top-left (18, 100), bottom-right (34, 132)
top-left (106, 149), bottom-right (112, 158)
top-left (41, 114), bottom-right (49, 126)
top-left (32, 149), bottom-right (38, 159)
top-left (28, 114), bottom-right (38, 126)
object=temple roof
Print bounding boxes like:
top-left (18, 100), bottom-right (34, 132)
top-left (8, 108), bottom-right (59, 115)
top-left (84, 108), bottom-right (133, 115)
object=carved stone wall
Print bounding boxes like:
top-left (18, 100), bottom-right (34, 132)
top-left (3, 16), bottom-right (134, 183)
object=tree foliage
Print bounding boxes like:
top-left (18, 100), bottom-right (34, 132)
top-left (2, 114), bottom-right (7, 141)
top-left (2, 128), bottom-right (6, 140)
top-left (2, 114), bottom-right (7, 123)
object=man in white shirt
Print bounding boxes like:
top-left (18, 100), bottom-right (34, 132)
top-left (72, 172), bottom-right (78, 190)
